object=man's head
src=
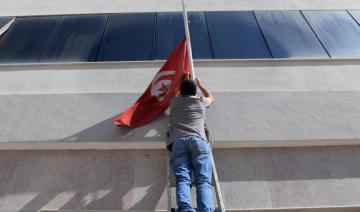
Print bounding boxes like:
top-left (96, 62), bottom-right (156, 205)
top-left (180, 79), bottom-right (197, 96)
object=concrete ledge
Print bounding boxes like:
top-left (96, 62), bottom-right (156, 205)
top-left (235, 206), bottom-right (360, 211)
top-left (1, 0), bottom-right (360, 17)
top-left (0, 141), bottom-right (164, 150)
top-left (39, 206), bottom-right (360, 212)
top-left (2, 139), bottom-right (360, 150)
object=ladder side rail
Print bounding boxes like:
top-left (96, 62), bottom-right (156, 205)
top-left (167, 153), bottom-right (172, 212)
top-left (210, 153), bottom-right (225, 212)
top-left (166, 129), bottom-right (172, 212)
top-left (206, 126), bottom-right (226, 212)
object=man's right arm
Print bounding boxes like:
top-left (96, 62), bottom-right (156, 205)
top-left (196, 78), bottom-right (214, 105)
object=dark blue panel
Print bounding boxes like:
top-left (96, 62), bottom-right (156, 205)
top-left (0, 17), bottom-right (13, 29)
top-left (187, 12), bottom-right (213, 59)
top-left (155, 12), bottom-right (212, 60)
top-left (97, 13), bottom-right (155, 61)
top-left (0, 16), bottom-right (60, 63)
top-left (205, 11), bottom-right (271, 59)
top-left (41, 14), bottom-right (108, 62)
top-left (302, 11), bottom-right (360, 58)
top-left (155, 12), bottom-right (183, 60)
top-left (254, 11), bottom-right (328, 58)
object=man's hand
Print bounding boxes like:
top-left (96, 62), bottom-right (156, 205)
top-left (196, 77), bottom-right (214, 105)
top-left (175, 87), bottom-right (180, 96)
top-left (196, 78), bottom-right (203, 87)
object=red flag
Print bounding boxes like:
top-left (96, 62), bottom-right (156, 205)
top-left (113, 37), bottom-right (190, 128)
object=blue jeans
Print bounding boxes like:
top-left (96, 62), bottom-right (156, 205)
top-left (170, 136), bottom-right (213, 212)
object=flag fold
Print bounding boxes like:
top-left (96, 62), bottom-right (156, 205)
top-left (113, 37), bottom-right (190, 128)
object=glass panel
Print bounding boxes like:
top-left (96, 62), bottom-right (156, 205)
top-left (348, 10), bottom-right (360, 25)
top-left (41, 14), bottom-right (108, 62)
top-left (155, 12), bottom-right (212, 60)
top-left (0, 17), bottom-right (13, 29)
top-left (0, 16), bottom-right (60, 63)
top-left (254, 11), bottom-right (328, 58)
top-left (97, 13), bottom-right (155, 61)
top-left (302, 11), bottom-right (360, 58)
top-left (205, 11), bottom-right (271, 59)
top-left (187, 12), bottom-right (213, 59)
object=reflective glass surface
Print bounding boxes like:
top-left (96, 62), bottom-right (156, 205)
top-left (41, 14), bottom-right (108, 62)
top-left (205, 11), bottom-right (271, 59)
top-left (0, 16), bottom-right (60, 63)
top-left (303, 11), bottom-right (360, 58)
top-left (254, 11), bottom-right (328, 58)
top-left (186, 12), bottom-right (213, 59)
top-left (348, 10), bottom-right (360, 25)
top-left (97, 13), bottom-right (156, 61)
top-left (155, 12), bottom-right (184, 60)
top-left (2, 11), bottom-right (360, 63)
top-left (155, 12), bottom-right (212, 59)
top-left (0, 17), bottom-right (13, 30)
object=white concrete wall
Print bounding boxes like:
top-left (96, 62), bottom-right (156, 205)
top-left (1, 0), bottom-right (360, 211)
top-left (0, 0), bottom-right (360, 16)
top-left (1, 147), bottom-right (360, 211)
top-left (1, 60), bottom-right (360, 149)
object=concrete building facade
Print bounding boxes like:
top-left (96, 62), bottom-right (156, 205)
top-left (1, 0), bottom-right (360, 211)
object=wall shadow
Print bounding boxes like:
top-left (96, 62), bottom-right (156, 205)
top-left (1, 150), bottom-right (168, 212)
top-left (64, 114), bottom-right (169, 143)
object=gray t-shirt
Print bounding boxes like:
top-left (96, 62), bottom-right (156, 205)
top-left (168, 95), bottom-right (210, 146)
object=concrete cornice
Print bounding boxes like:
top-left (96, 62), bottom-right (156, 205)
top-left (1, 139), bottom-right (360, 151)
top-left (1, 0), bottom-right (360, 17)
top-left (1, 58), bottom-right (360, 69)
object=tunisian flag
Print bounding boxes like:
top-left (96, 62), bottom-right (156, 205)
top-left (113, 37), bottom-right (190, 128)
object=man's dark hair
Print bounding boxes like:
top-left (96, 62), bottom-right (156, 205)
top-left (180, 79), bottom-right (197, 96)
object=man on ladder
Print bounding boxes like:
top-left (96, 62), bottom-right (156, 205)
top-left (167, 77), bottom-right (214, 212)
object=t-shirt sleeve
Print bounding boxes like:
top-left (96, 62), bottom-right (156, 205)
top-left (200, 96), bottom-right (211, 108)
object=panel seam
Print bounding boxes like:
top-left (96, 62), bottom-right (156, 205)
top-left (95, 13), bottom-right (110, 61)
top-left (252, 10), bottom-right (274, 58)
top-left (152, 12), bottom-right (158, 60)
top-left (203, 11), bottom-right (215, 59)
top-left (300, 10), bottom-right (332, 58)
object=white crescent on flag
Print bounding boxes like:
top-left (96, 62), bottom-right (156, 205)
top-left (150, 70), bottom-right (176, 101)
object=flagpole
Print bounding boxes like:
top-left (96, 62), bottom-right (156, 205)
top-left (181, 0), bottom-right (196, 80)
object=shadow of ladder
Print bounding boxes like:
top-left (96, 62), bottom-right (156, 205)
top-left (166, 126), bottom-right (226, 212)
